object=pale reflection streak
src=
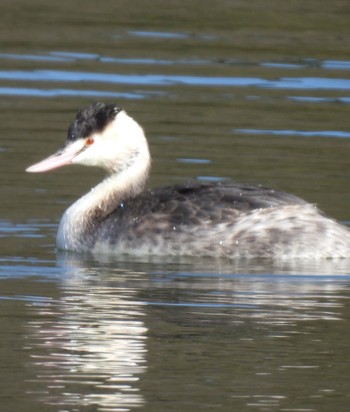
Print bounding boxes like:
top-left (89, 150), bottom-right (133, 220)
top-left (27, 259), bottom-right (147, 411)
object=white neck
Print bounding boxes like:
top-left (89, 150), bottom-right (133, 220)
top-left (57, 116), bottom-right (151, 252)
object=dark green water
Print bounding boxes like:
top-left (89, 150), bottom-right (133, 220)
top-left (1, 1), bottom-right (350, 411)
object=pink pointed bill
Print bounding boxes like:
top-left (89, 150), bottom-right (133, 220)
top-left (26, 146), bottom-right (79, 173)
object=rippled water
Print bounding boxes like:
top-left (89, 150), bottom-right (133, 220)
top-left (1, 0), bottom-right (350, 411)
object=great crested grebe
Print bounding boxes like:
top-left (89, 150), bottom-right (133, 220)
top-left (27, 102), bottom-right (350, 259)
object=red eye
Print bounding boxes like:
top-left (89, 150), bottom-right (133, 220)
top-left (86, 137), bottom-right (94, 146)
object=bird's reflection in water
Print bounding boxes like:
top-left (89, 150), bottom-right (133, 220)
top-left (26, 252), bottom-right (350, 411)
top-left (27, 253), bottom-right (147, 411)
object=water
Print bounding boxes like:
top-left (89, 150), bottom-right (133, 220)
top-left (1, 0), bottom-right (350, 411)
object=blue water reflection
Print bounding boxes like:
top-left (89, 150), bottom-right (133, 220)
top-left (2, 70), bottom-right (350, 91)
top-left (289, 96), bottom-right (350, 104)
top-left (0, 87), bottom-right (145, 98)
top-left (2, 52), bottom-right (350, 72)
top-left (235, 129), bottom-right (350, 139)
top-left (129, 30), bottom-right (189, 39)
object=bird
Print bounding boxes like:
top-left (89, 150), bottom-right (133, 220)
top-left (26, 102), bottom-right (350, 259)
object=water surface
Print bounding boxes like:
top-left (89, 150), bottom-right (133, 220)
top-left (1, 1), bottom-right (350, 411)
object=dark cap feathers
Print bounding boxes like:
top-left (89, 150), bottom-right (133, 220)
top-left (67, 102), bottom-right (122, 142)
